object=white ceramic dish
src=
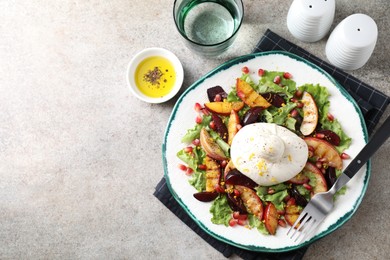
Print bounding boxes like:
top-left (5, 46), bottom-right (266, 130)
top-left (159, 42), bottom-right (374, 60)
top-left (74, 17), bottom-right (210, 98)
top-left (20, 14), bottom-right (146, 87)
top-left (162, 51), bottom-right (369, 252)
top-left (126, 47), bottom-right (184, 103)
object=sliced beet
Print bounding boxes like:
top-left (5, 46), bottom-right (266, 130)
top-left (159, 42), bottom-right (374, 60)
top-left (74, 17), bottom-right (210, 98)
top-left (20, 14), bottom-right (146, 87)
top-left (207, 86), bottom-right (228, 102)
top-left (324, 166), bottom-right (337, 188)
top-left (288, 185), bottom-right (308, 207)
top-left (316, 129), bottom-right (341, 146)
top-left (242, 107), bottom-right (263, 126)
top-left (225, 169), bottom-right (258, 190)
top-left (261, 93), bottom-right (285, 107)
top-left (193, 191), bottom-right (219, 202)
top-left (226, 192), bottom-right (248, 214)
top-left (211, 113), bottom-right (228, 142)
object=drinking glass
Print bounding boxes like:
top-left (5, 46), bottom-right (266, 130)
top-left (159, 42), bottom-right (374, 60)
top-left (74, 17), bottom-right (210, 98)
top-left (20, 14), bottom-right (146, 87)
top-left (173, 0), bottom-right (244, 56)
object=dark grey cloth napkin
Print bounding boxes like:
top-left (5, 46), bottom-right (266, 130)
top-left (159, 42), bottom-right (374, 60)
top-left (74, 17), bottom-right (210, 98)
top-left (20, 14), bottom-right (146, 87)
top-left (154, 29), bottom-right (390, 259)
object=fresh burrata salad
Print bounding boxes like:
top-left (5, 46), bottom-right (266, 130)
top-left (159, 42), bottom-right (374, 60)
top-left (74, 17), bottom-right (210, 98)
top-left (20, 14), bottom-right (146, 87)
top-left (177, 67), bottom-right (351, 235)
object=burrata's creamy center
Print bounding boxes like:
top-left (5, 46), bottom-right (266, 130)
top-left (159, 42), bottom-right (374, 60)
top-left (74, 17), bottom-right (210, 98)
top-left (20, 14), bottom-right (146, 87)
top-left (255, 134), bottom-right (285, 162)
top-left (230, 123), bottom-right (308, 186)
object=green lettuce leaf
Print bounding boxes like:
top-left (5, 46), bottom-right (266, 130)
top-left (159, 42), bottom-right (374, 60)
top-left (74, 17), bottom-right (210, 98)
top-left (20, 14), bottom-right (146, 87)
top-left (256, 71), bottom-right (296, 98)
top-left (181, 115), bottom-right (212, 143)
top-left (189, 171), bottom-right (206, 192)
top-left (209, 129), bottom-right (230, 156)
top-left (248, 214), bottom-right (268, 234)
top-left (298, 84), bottom-right (351, 152)
top-left (210, 195), bottom-right (233, 226)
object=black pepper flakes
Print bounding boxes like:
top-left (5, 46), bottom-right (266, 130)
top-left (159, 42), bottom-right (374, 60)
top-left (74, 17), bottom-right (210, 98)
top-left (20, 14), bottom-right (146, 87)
top-left (143, 66), bottom-right (164, 85)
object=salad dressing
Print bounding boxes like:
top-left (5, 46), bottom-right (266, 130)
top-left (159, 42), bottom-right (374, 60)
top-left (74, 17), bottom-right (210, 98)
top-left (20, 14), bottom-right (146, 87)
top-left (135, 56), bottom-right (176, 98)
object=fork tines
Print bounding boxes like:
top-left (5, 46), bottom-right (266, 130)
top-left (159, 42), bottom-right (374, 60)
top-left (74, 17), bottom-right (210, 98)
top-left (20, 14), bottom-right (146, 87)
top-left (287, 211), bottom-right (319, 243)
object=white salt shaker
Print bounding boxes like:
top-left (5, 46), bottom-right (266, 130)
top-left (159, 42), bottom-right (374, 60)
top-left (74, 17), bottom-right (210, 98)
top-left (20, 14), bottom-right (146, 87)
top-left (325, 14), bottom-right (378, 70)
top-left (287, 0), bottom-right (335, 42)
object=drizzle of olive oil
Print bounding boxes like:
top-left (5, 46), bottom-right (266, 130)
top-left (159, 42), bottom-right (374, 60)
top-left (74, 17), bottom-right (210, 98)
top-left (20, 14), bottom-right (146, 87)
top-left (135, 56), bottom-right (176, 98)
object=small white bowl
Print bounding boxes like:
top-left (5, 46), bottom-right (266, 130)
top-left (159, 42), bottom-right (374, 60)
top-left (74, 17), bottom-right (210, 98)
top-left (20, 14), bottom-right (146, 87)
top-left (126, 47), bottom-right (184, 103)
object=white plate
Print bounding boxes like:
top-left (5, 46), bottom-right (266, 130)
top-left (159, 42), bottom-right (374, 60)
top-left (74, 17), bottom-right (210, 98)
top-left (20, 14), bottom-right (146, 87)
top-left (162, 51), bottom-right (369, 252)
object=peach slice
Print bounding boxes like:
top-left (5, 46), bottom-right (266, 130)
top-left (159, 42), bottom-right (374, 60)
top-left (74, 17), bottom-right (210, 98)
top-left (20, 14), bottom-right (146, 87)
top-left (227, 110), bottom-right (240, 145)
top-left (300, 91), bottom-right (319, 136)
top-left (200, 128), bottom-right (228, 161)
top-left (264, 202), bottom-right (279, 235)
top-left (204, 101), bottom-right (244, 116)
top-left (235, 185), bottom-right (264, 221)
top-left (236, 78), bottom-right (271, 108)
top-left (304, 137), bottom-right (343, 170)
top-left (303, 162), bottom-right (328, 195)
top-left (204, 156), bottom-right (221, 192)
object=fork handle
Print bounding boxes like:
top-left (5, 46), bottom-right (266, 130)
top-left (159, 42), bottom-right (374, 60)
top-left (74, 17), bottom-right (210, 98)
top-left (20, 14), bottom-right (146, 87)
top-left (343, 115), bottom-right (390, 179)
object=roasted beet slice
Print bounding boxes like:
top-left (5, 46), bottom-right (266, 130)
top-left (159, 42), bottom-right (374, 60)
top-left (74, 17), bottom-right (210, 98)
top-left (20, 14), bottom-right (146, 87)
top-left (225, 169), bottom-right (258, 190)
top-left (324, 166), bottom-right (337, 188)
top-left (226, 192), bottom-right (248, 214)
top-left (211, 113), bottom-right (228, 142)
top-left (316, 129), bottom-right (341, 146)
top-left (207, 86), bottom-right (228, 102)
top-left (242, 107), bottom-right (264, 126)
top-left (288, 185), bottom-right (308, 207)
top-left (193, 192), bottom-right (219, 202)
top-left (261, 93), bottom-right (286, 107)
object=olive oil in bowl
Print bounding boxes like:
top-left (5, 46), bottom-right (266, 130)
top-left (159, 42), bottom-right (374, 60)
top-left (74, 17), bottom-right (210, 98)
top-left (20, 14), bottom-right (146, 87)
top-left (135, 56), bottom-right (176, 98)
top-left (127, 48), bottom-right (183, 103)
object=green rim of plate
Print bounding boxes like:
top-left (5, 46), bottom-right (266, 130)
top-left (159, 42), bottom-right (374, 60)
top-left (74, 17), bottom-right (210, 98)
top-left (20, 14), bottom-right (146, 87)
top-left (162, 50), bottom-right (370, 253)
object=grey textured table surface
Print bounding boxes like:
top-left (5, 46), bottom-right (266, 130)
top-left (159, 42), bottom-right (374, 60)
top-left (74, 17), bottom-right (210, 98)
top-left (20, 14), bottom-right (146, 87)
top-left (1, 1), bottom-right (389, 259)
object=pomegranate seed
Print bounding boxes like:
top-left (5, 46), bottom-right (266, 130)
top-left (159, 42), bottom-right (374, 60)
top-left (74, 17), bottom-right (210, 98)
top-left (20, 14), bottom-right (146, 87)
top-left (327, 113), bottom-right (335, 122)
top-left (287, 197), bottom-right (296, 206)
top-left (290, 109), bottom-right (299, 118)
top-left (315, 133), bottom-right (325, 139)
top-left (194, 102), bottom-right (202, 112)
top-left (284, 195), bottom-right (291, 202)
top-left (195, 115), bottom-right (202, 124)
top-left (303, 183), bottom-right (312, 190)
top-left (290, 97), bottom-right (298, 103)
top-left (258, 68), bottom-right (265, 76)
top-left (201, 108), bottom-right (210, 115)
top-left (278, 219), bottom-right (287, 227)
top-left (209, 121), bottom-right (216, 129)
top-left (233, 189), bottom-right (240, 197)
top-left (233, 211), bottom-right (240, 219)
top-left (229, 218), bottom-right (238, 227)
top-left (273, 75), bottom-right (281, 84)
top-left (296, 101), bottom-right (304, 108)
top-left (215, 185), bottom-right (225, 193)
top-left (341, 152), bottom-right (350, 159)
top-left (220, 160), bottom-right (228, 168)
top-left (237, 219), bottom-right (247, 226)
top-left (185, 167), bottom-right (194, 175)
top-left (241, 66), bottom-right (249, 74)
top-left (214, 94), bottom-right (222, 102)
top-left (192, 138), bottom-right (200, 146)
top-left (184, 146), bottom-right (193, 153)
top-left (295, 90), bottom-right (303, 98)
top-left (178, 164), bottom-right (187, 171)
top-left (237, 91), bottom-right (245, 100)
top-left (283, 72), bottom-right (292, 79)
top-left (198, 164), bottom-right (207, 171)
top-left (237, 214), bottom-right (248, 221)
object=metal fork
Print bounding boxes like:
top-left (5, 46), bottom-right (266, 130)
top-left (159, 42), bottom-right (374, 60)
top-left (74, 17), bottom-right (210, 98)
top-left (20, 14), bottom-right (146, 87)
top-left (287, 115), bottom-right (390, 243)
